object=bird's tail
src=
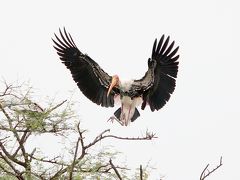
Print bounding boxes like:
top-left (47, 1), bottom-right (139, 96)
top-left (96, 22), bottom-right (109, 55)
top-left (114, 107), bottom-right (140, 122)
top-left (131, 108), bottom-right (140, 122)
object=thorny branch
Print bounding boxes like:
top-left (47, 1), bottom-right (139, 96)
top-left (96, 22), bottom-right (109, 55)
top-left (200, 156), bottom-right (223, 180)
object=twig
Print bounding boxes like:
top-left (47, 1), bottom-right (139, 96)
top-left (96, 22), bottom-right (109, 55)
top-left (140, 165), bottom-right (143, 180)
top-left (0, 136), bottom-right (10, 142)
top-left (47, 100), bottom-right (67, 113)
top-left (29, 148), bottom-right (36, 162)
top-left (200, 156), bottom-right (223, 180)
top-left (109, 159), bottom-right (122, 180)
top-left (0, 83), bottom-right (12, 97)
top-left (0, 103), bottom-right (12, 121)
top-left (30, 155), bottom-right (67, 166)
top-left (77, 122), bottom-right (86, 160)
top-left (32, 102), bottom-right (44, 112)
top-left (0, 81), bottom-right (20, 99)
top-left (84, 129), bottom-right (110, 149)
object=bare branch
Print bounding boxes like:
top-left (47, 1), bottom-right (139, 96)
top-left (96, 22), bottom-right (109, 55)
top-left (0, 152), bottom-right (24, 179)
top-left (109, 159), bottom-right (122, 180)
top-left (0, 83), bottom-right (12, 97)
top-left (200, 156), bottom-right (223, 180)
top-left (0, 136), bottom-right (10, 142)
top-left (32, 102), bottom-right (44, 112)
top-left (85, 129), bottom-right (157, 150)
top-left (29, 155), bottom-right (68, 166)
top-left (0, 81), bottom-right (21, 99)
top-left (0, 101), bottom-right (29, 169)
top-left (69, 137), bottom-right (80, 180)
top-left (50, 125), bottom-right (157, 179)
top-left (140, 165), bottom-right (143, 180)
top-left (0, 141), bottom-right (25, 167)
top-left (77, 122), bottom-right (86, 161)
top-left (84, 129), bottom-right (110, 149)
top-left (101, 133), bottom-right (157, 141)
top-left (47, 100), bottom-right (67, 113)
top-left (29, 148), bottom-right (36, 162)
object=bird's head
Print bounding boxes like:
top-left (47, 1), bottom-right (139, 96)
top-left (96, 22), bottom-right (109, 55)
top-left (107, 75), bottom-right (119, 97)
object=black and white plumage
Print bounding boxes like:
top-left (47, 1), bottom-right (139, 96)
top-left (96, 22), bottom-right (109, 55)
top-left (52, 28), bottom-right (179, 126)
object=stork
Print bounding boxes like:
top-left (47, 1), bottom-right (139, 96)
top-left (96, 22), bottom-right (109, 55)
top-left (52, 28), bottom-right (179, 126)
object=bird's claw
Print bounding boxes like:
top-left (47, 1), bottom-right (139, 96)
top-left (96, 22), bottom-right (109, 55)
top-left (107, 116), bottom-right (124, 126)
top-left (107, 116), bottom-right (116, 123)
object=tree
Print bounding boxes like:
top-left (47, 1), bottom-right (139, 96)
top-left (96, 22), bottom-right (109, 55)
top-left (0, 81), bottom-right (223, 179)
top-left (0, 81), bottom-right (156, 179)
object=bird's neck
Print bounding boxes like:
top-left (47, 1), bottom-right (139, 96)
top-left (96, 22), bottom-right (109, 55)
top-left (119, 79), bottom-right (134, 92)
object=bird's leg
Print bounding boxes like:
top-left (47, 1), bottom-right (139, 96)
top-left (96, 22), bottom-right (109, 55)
top-left (107, 116), bottom-right (124, 126)
top-left (127, 108), bottom-right (131, 126)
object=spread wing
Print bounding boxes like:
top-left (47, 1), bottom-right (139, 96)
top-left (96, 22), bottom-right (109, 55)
top-left (52, 28), bottom-right (119, 107)
top-left (131, 35), bottom-right (179, 111)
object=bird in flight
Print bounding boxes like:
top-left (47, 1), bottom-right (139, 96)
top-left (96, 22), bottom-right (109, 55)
top-left (52, 28), bottom-right (179, 126)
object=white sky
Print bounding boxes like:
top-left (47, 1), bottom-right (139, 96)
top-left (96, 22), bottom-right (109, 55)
top-left (0, 0), bottom-right (239, 179)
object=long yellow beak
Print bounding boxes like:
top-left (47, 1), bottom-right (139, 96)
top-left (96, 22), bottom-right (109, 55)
top-left (107, 76), bottom-right (119, 97)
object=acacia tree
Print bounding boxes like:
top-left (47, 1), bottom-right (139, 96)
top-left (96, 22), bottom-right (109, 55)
top-left (0, 81), bottom-right (222, 180)
top-left (0, 81), bottom-right (156, 180)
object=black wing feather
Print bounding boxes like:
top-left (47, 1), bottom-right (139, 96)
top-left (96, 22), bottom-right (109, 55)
top-left (132, 35), bottom-right (179, 111)
top-left (53, 28), bottom-right (119, 107)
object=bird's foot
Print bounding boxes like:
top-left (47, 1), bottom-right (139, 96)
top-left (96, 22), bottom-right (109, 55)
top-left (108, 116), bottom-right (124, 126)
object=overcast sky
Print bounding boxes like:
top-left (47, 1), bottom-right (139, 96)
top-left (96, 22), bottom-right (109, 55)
top-left (0, 0), bottom-right (239, 179)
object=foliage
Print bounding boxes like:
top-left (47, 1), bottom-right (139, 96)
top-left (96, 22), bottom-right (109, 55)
top-left (0, 81), bottom-right (155, 179)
